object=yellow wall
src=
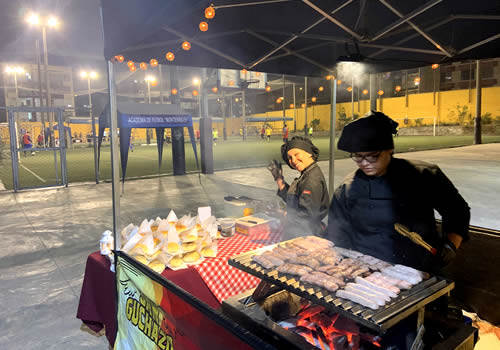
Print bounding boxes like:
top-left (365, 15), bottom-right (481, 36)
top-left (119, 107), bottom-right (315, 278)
top-left (245, 86), bottom-right (500, 130)
top-left (1, 86), bottom-right (499, 142)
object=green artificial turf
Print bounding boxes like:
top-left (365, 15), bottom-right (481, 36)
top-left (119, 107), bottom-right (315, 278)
top-left (0, 135), bottom-right (499, 190)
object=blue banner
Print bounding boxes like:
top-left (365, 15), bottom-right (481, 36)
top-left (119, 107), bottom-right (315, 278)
top-left (119, 115), bottom-right (192, 128)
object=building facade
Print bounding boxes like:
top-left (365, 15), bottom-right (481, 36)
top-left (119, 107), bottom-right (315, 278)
top-left (0, 62), bottom-right (75, 122)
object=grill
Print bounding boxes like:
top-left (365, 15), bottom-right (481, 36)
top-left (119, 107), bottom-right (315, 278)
top-left (228, 240), bottom-right (455, 334)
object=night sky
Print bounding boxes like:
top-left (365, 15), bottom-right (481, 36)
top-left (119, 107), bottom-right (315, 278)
top-left (0, 0), bottom-right (104, 66)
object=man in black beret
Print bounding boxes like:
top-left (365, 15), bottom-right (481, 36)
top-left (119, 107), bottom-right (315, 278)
top-left (327, 111), bottom-right (470, 272)
top-left (268, 136), bottom-right (329, 239)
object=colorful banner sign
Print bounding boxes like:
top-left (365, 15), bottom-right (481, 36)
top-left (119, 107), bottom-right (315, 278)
top-left (115, 254), bottom-right (265, 350)
top-left (115, 257), bottom-right (174, 350)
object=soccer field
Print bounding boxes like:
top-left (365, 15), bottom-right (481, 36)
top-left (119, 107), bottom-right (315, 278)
top-left (1, 135), bottom-right (499, 190)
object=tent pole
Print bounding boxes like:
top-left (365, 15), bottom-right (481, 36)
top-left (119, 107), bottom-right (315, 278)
top-left (200, 68), bottom-right (214, 174)
top-left (293, 83), bottom-right (296, 132)
top-left (474, 60), bottom-right (482, 145)
top-left (222, 90), bottom-right (227, 140)
top-left (369, 74), bottom-right (376, 110)
top-left (329, 79), bottom-right (337, 197)
top-left (106, 60), bottom-right (121, 252)
top-left (304, 76), bottom-right (308, 136)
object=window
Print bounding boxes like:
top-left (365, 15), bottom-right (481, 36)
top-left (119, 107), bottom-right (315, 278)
top-left (460, 69), bottom-right (475, 81)
top-left (481, 66), bottom-right (493, 79)
top-left (440, 71), bottom-right (452, 83)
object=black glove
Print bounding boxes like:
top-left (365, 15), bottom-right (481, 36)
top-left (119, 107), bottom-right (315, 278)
top-left (267, 160), bottom-right (283, 181)
top-left (440, 240), bottom-right (457, 267)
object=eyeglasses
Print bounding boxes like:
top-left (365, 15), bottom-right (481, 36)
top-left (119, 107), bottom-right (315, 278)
top-left (351, 152), bottom-right (381, 163)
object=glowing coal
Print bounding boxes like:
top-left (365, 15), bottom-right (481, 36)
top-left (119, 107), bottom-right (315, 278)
top-left (278, 303), bottom-right (381, 350)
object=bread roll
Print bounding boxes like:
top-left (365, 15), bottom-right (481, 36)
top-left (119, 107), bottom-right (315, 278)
top-left (201, 247), bottom-right (215, 258)
top-left (175, 224), bottom-right (187, 232)
top-left (182, 242), bottom-right (197, 253)
top-left (169, 256), bottom-right (184, 268)
top-left (148, 261), bottom-right (165, 274)
top-left (167, 242), bottom-right (180, 254)
top-left (183, 251), bottom-right (201, 263)
top-left (134, 255), bottom-right (148, 265)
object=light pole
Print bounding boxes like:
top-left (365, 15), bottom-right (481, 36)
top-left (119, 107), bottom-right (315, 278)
top-left (81, 70), bottom-right (99, 184)
top-left (145, 75), bottom-right (157, 103)
top-left (193, 77), bottom-right (201, 118)
top-left (145, 75), bottom-right (157, 144)
top-left (5, 66), bottom-right (25, 106)
top-left (26, 12), bottom-right (60, 147)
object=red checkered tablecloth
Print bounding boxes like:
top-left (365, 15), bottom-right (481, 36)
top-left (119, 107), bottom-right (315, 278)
top-left (193, 229), bottom-right (282, 303)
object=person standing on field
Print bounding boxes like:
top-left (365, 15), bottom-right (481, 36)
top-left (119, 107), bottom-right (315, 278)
top-left (266, 127), bottom-right (272, 142)
top-left (283, 124), bottom-right (289, 143)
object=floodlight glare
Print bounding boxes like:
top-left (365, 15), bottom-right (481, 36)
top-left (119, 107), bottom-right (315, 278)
top-left (47, 16), bottom-right (59, 28)
top-left (26, 13), bottom-right (40, 25)
top-left (5, 66), bottom-right (24, 74)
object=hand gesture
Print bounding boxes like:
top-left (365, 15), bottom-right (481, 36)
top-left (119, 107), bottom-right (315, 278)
top-left (267, 160), bottom-right (283, 181)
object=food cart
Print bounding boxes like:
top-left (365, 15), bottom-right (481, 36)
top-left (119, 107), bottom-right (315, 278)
top-left (76, 1), bottom-right (500, 349)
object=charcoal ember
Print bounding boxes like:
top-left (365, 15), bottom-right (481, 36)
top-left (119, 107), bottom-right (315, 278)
top-left (331, 334), bottom-right (348, 349)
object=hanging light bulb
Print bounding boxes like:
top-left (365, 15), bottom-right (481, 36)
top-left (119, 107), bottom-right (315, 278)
top-left (127, 61), bottom-right (135, 68)
top-left (166, 52), bottom-right (175, 61)
top-left (265, 85), bottom-right (271, 92)
top-left (347, 86), bottom-right (353, 92)
top-left (301, 103), bottom-right (306, 108)
top-left (378, 90), bottom-right (384, 96)
top-left (129, 65), bottom-right (136, 72)
top-left (150, 59), bottom-right (158, 67)
top-left (192, 90), bottom-right (199, 96)
top-left (289, 104), bottom-right (294, 108)
top-left (205, 6), bottom-right (215, 19)
top-left (211, 87), bottom-right (218, 93)
top-left (171, 88), bottom-right (178, 95)
top-left (362, 89), bottom-right (368, 95)
top-left (199, 22), bottom-right (208, 32)
top-left (337, 80), bottom-right (342, 85)
top-left (326, 75), bottom-right (332, 80)
top-left (276, 97), bottom-right (282, 104)
top-left (117, 55), bottom-right (124, 62)
top-left (228, 80), bottom-right (235, 86)
top-left (255, 72), bottom-right (261, 77)
top-left (318, 86), bottom-right (324, 92)
top-left (395, 85), bottom-right (402, 92)
top-left (311, 97), bottom-right (317, 102)
top-left (432, 64), bottom-right (439, 69)
top-left (139, 62), bottom-right (147, 70)
top-left (182, 41), bottom-right (191, 51)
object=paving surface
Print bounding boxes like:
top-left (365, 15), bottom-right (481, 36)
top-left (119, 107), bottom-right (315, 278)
top-left (0, 143), bottom-right (498, 349)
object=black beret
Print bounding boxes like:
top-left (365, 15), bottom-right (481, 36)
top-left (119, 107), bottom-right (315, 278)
top-left (337, 111), bottom-right (399, 152)
top-left (281, 136), bottom-right (319, 168)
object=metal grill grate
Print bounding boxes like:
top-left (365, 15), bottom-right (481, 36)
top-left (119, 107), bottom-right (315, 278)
top-left (228, 240), bottom-right (454, 333)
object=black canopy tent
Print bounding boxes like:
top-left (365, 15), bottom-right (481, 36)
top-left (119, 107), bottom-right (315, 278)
top-left (99, 0), bottom-right (500, 328)
top-left (101, 0), bottom-right (500, 76)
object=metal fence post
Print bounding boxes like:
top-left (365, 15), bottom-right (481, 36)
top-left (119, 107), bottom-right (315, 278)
top-left (58, 109), bottom-right (68, 187)
top-left (8, 110), bottom-right (20, 192)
